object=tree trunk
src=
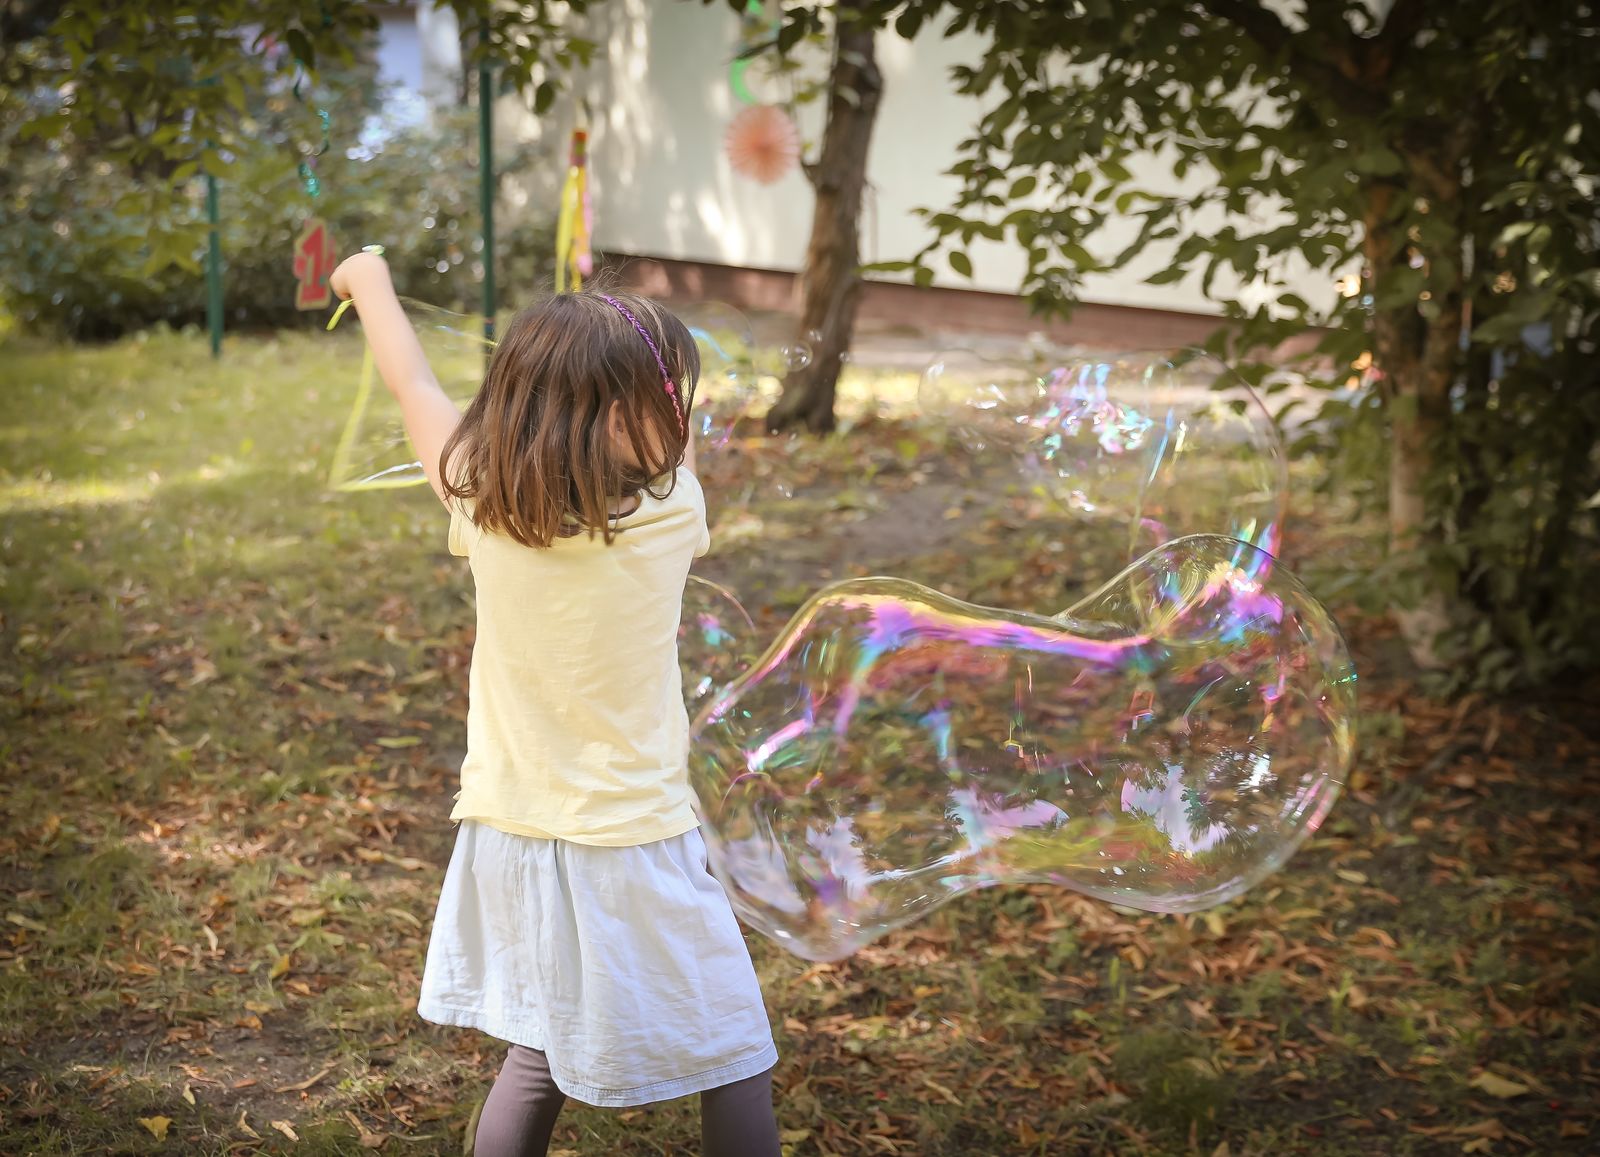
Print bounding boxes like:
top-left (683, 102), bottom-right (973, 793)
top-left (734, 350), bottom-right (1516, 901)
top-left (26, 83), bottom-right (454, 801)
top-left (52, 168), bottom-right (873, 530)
top-left (1364, 174), bottom-right (1466, 668)
top-left (765, 0), bottom-right (883, 434)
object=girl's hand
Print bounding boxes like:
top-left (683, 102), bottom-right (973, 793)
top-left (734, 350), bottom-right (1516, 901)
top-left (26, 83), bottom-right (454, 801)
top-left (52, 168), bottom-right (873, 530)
top-left (329, 251), bottom-right (390, 301)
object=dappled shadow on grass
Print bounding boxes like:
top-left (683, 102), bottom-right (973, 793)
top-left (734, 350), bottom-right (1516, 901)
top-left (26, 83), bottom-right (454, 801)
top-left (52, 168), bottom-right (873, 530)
top-left (2, 418), bottom-right (487, 1151)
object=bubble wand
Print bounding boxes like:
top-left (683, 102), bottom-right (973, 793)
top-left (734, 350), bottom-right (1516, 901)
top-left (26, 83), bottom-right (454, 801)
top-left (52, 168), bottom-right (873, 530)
top-left (325, 247), bottom-right (425, 491)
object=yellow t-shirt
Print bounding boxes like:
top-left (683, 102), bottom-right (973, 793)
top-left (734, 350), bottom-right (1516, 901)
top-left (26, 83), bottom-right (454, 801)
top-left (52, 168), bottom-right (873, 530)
top-left (446, 466), bottom-right (711, 846)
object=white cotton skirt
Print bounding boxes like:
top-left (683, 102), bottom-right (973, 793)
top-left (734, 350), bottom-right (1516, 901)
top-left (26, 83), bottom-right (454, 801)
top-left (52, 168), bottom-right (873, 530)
top-left (416, 819), bottom-right (778, 1107)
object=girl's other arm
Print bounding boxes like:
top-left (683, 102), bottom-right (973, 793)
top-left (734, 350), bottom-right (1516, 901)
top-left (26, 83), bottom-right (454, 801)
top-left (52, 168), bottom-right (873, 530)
top-left (329, 252), bottom-right (460, 505)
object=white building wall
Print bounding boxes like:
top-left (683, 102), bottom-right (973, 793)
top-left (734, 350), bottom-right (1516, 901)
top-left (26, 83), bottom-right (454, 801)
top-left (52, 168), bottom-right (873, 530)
top-left (395, 0), bottom-right (1341, 318)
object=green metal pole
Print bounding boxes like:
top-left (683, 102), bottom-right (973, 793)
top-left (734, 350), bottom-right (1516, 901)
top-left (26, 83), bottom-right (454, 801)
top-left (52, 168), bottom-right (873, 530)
top-left (205, 171), bottom-right (223, 358)
top-left (478, 19), bottom-right (496, 349)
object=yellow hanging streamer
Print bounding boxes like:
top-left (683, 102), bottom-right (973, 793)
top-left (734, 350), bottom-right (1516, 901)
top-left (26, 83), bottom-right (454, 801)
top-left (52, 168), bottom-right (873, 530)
top-left (555, 128), bottom-right (591, 292)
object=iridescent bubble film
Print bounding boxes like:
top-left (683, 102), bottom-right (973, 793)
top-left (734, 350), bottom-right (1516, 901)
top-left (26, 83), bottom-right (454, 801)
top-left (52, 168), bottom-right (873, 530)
top-left (327, 298), bottom-right (489, 491)
top-left (679, 575), bottom-right (759, 710)
top-left (919, 348), bottom-right (1285, 560)
top-left (688, 536), bottom-right (1353, 962)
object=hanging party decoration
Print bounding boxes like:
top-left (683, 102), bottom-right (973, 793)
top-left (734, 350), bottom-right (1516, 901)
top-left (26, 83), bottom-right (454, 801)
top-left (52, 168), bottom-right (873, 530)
top-left (293, 216), bottom-right (337, 311)
top-left (555, 128), bottom-right (593, 292)
top-left (725, 104), bottom-right (801, 185)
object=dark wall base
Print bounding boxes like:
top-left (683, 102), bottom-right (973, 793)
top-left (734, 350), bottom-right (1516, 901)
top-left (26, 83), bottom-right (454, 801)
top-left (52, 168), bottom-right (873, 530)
top-left (600, 252), bottom-right (1232, 350)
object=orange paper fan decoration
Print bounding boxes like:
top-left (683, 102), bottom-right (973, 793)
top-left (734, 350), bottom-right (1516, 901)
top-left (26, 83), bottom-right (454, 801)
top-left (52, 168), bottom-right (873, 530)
top-left (725, 104), bottom-right (800, 185)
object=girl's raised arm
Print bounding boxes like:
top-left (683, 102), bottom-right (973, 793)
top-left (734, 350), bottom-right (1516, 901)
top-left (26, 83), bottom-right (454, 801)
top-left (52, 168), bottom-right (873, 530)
top-left (329, 251), bottom-right (461, 505)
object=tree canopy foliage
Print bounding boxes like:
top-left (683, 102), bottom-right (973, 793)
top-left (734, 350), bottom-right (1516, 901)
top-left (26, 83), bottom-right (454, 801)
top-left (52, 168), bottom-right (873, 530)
top-left (0, 0), bottom-right (592, 262)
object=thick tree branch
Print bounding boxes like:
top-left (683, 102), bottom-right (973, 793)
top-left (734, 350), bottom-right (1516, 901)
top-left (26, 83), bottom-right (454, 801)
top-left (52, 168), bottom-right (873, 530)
top-left (1370, 0), bottom-right (1429, 78)
top-left (1194, 0), bottom-right (1386, 120)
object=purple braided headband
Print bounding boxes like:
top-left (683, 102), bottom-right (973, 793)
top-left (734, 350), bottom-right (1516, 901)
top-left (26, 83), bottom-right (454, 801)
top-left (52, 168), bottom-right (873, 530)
top-left (597, 294), bottom-right (685, 430)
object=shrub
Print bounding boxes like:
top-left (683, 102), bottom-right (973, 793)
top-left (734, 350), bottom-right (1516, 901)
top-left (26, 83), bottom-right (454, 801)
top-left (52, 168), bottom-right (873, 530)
top-left (3, 106), bottom-right (555, 340)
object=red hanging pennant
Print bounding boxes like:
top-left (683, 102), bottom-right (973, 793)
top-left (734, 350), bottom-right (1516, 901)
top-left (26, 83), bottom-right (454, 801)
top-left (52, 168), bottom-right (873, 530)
top-left (293, 216), bottom-right (337, 311)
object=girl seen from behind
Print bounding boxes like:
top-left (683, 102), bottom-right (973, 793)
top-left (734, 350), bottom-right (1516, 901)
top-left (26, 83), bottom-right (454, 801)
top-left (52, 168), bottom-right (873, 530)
top-left (328, 251), bottom-right (780, 1157)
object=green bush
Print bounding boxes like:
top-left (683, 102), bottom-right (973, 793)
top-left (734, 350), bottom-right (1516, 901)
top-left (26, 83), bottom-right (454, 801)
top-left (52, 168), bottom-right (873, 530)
top-left (3, 107), bottom-right (555, 340)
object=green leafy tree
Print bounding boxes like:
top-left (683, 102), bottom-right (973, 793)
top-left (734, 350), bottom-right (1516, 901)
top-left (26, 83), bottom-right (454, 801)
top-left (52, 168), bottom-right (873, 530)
top-left (5, 0), bottom-right (881, 434)
top-left (1, 98), bottom-right (557, 337)
top-left (1, 4), bottom-right (560, 335)
top-left (885, 0), bottom-right (1599, 684)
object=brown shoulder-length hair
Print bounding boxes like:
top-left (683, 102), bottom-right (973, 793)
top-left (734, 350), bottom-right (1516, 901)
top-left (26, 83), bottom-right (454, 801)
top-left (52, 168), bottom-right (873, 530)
top-left (440, 289), bottom-right (699, 548)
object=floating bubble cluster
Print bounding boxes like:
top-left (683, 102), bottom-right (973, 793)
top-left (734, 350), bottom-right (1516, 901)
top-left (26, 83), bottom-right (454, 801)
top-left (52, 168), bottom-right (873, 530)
top-left (688, 536), bottom-right (1354, 961)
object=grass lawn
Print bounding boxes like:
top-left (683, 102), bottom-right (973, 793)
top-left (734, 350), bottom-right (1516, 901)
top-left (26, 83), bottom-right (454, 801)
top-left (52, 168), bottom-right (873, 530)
top-left (2, 327), bottom-right (1597, 1155)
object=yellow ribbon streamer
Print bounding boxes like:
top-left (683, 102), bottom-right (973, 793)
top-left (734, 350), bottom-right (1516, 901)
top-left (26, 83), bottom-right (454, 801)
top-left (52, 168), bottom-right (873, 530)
top-left (555, 129), bottom-right (590, 292)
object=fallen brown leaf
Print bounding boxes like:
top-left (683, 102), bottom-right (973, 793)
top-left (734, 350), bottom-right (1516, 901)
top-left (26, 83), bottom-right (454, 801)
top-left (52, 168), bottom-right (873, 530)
top-left (1467, 1071), bottom-right (1530, 1099)
top-left (274, 1063), bottom-right (336, 1094)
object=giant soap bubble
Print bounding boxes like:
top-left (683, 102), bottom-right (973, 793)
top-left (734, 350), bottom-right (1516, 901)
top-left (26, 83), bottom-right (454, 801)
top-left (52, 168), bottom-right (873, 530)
top-left (688, 535), bottom-right (1353, 962)
top-left (679, 302), bottom-right (810, 514)
top-left (679, 301), bottom-right (765, 452)
top-left (679, 575), bottom-right (760, 711)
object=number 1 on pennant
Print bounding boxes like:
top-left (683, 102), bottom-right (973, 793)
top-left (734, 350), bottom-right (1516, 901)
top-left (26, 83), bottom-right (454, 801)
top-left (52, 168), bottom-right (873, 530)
top-left (293, 217), bottom-right (336, 311)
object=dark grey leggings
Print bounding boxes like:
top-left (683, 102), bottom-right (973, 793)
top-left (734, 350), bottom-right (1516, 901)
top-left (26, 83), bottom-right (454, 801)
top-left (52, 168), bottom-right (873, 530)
top-left (472, 1044), bottom-right (780, 1157)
